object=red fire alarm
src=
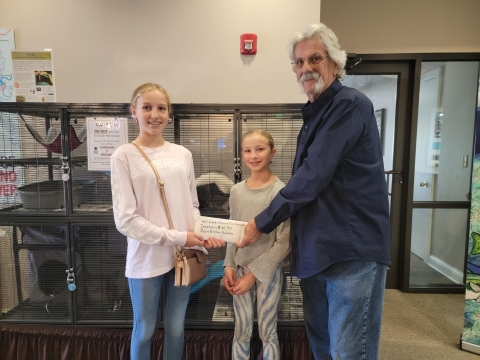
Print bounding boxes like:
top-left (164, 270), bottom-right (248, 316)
top-left (240, 33), bottom-right (257, 55)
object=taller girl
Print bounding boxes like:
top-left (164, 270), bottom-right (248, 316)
top-left (110, 83), bottom-right (224, 360)
top-left (223, 129), bottom-right (291, 359)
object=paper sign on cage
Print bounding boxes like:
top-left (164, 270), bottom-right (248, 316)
top-left (194, 216), bottom-right (247, 244)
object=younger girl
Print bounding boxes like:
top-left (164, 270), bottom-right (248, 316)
top-left (223, 129), bottom-right (291, 360)
top-left (110, 83), bottom-right (224, 360)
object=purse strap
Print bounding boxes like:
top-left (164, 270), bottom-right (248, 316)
top-left (131, 141), bottom-right (175, 231)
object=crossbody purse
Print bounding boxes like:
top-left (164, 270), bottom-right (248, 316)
top-left (131, 142), bottom-right (206, 286)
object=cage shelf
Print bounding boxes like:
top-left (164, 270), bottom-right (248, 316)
top-left (0, 156), bottom-right (87, 167)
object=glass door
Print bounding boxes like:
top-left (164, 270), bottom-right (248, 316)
top-left (346, 61), bottom-right (411, 289)
top-left (409, 61), bottom-right (480, 289)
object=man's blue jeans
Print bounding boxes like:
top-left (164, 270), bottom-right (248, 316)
top-left (300, 260), bottom-right (387, 360)
top-left (128, 268), bottom-right (191, 360)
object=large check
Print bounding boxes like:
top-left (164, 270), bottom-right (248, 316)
top-left (194, 216), bottom-right (247, 244)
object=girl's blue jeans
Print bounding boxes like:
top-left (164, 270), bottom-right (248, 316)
top-left (128, 268), bottom-right (191, 360)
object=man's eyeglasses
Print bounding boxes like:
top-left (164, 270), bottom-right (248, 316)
top-left (291, 53), bottom-right (329, 70)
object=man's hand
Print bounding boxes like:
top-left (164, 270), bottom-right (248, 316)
top-left (237, 219), bottom-right (262, 248)
top-left (232, 272), bottom-right (256, 295)
top-left (224, 268), bottom-right (237, 295)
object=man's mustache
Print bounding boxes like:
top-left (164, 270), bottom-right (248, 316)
top-left (300, 72), bottom-right (320, 84)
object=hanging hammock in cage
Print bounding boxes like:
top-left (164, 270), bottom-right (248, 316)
top-left (18, 113), bottom-right (87, 154)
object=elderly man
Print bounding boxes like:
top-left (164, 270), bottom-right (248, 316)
top-left (238, 23), bottom-right (390, 360)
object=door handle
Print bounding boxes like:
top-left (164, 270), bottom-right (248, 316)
top-left (419, 181), bottom-right (429, 188)
top-left (384, 170), bottom-right (403, 196)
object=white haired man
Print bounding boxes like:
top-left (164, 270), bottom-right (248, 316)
top-left (238, 23), bottom-right (390, 360)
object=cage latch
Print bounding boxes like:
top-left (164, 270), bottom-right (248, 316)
top-left (61, 156), bottom-right (70, 181)
top-left (234, 157), bottom-right (242, 177)
top-left (66, 268), bottom-right (76, 291)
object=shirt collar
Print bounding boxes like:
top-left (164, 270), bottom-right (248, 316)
top-left (301, 78), bottom-right (342, 119)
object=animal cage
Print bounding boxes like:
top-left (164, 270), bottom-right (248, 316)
top-left (0, 102), bottom-right (305, 328)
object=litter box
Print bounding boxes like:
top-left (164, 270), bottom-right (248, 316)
top-left (17, 180), bottom-right (94, 209)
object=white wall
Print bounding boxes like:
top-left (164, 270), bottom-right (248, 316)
top-left (0, 0), bottom-right (320, 104)
top-left (3, 1), bottom-right (479, 104)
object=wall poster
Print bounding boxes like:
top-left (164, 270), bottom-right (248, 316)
top-left (11, 50), bottom-right (56, 102)
top-left (0, 29), bottom-right (15, 102)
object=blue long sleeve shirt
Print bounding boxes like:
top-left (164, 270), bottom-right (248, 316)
top-left (255, 79), bottom-right (390, 279)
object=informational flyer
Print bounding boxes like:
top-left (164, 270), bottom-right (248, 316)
top-left (86, 117), bottom-right (129, 171)
top-left (0, 29), bottom-right (15, 102)
top-left (11, 50), bottom-right (56, 102)
top-left (0, 29), bottom-right (24, 207)
top-left (194, 216), bottom-right (247, 244)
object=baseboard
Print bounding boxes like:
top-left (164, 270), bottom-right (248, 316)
top-left (427, 255), bottom-right (463, 284)
top-left (461, 340), bottom-right (480, 355)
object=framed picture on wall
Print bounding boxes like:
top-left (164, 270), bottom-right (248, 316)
top-left (374, 108), bottom-right (385, 154)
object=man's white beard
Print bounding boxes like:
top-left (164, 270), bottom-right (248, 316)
top-left (299, 72), bottom-right (325, 99)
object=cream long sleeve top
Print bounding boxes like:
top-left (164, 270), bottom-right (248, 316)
top-left (224, 177), bottom-right (291, 284)
top-left (110, 142), bottom-right (202, 279)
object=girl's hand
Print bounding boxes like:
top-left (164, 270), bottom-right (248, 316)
top-left (185, 232), bottom-right (204, 247)
top-left (204, 236), bottom-right (226, 249)
top-left (233, 272), bottom-right (256, 295)
top-left (224, 268), bottom-right (237, 295)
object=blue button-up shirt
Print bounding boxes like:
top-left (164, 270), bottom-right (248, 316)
top-left (255, 79), bottom-right (390, 279)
